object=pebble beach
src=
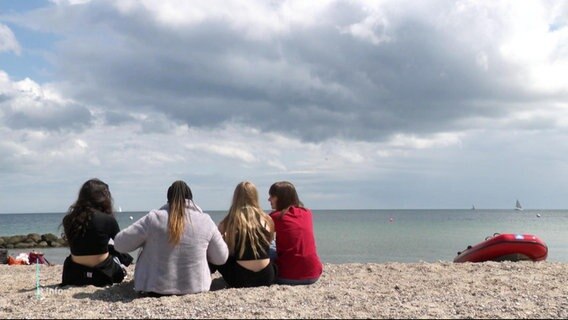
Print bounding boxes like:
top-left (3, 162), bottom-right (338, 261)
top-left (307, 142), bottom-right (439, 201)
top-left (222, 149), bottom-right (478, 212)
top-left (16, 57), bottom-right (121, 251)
top-left (1, 261), bottom-right (567, 319)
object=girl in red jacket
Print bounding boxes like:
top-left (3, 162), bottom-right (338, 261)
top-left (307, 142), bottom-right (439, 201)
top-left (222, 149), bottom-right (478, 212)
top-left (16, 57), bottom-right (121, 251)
top-left (268, 181), bottom-right (323, 285)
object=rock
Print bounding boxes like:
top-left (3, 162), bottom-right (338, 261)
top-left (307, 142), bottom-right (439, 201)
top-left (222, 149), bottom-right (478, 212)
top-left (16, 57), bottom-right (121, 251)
top-left (6, 244), bottom-right (14, 249)
top-left (56, 238), bottom-right (68, 246)
top-left (37, 241), bottom-right (49, 248)
top-left (49, 241), bottom-right (63, 248)
top-left (7, 235), bottom-right (25, 245)
top-left (14, 242), bottom-right (34, 249)
top-left (41, 233), bottom-right (58, 243)
top-left (27, 233), bottom-right (42, 242)
top-left (0, 238), bottom-right (4, 246)
top-left (24, 238), bottom-right (36, 244)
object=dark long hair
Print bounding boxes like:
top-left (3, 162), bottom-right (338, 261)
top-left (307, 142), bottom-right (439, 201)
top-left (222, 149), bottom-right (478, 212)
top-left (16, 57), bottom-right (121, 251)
top-left (167, 180), bottom-right (193, 245)
top-left (268, 181), bottom-right (303, 217)
top-left (62, 178), bottom-right (113, 244)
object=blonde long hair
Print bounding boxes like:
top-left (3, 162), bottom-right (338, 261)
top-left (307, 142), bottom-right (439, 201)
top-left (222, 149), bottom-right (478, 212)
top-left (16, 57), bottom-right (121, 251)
top-left (220, 181), bottom-right (274, 259)
top-left (167, 180), bottom-right (193, 245)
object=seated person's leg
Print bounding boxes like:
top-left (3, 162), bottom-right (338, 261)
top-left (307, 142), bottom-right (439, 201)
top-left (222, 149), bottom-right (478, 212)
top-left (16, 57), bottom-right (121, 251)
top-left (215, 257), bottom-right (239, 287)
top-left (276, 276), bottom-right (319, 286)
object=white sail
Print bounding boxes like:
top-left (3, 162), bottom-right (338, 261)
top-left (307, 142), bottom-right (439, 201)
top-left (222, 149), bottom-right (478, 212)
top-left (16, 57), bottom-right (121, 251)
top-left (515, 200), bottom-right (523, 211)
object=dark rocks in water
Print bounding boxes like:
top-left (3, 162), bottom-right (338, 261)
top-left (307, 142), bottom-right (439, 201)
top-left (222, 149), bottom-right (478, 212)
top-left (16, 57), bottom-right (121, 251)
top-left (37, 241), bottom-right (49, 248)
top-left (7, 236), bottom-right (25, 245)
top-left (27, 233), bottom-right (42, 242)
top-left (14, 242), bottom-right (34, 249)
top-left (0, 233), bottom-right (68, 249)
top-left (41, 233), bottom-right (59, 243)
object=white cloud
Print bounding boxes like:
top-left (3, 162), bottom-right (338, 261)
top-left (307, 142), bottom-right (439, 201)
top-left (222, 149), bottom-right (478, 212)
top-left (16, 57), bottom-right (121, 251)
top-left (485, 0), bottom-right (568, 92)
top-left (74, 139), bottom-right (88, 149)
top-left (0, 23), bottom-right (20, 54)
top-left (339, 4), bottom-right (391, 45)
top-left (388, 133), bottom-right (463, 150)
top-left (0, 71), bottom-right (92, 130)
top-left (186, 143), bottom-right (257, 163)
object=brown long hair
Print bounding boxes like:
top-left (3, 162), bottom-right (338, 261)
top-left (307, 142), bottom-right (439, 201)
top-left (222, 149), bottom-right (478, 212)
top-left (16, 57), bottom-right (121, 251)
top-left (62, 178), bottom-right (114, 244)
top-left (268, 181), bottom-right (303, 218)
top-left (167, 180), bottom-right (193, 245)
top-left (220, 181), bottom-right (274, 259)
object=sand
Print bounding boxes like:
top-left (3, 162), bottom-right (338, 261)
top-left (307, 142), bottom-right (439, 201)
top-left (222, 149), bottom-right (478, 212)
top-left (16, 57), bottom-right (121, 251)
top-left (1, 261), bottom-right (567, 319)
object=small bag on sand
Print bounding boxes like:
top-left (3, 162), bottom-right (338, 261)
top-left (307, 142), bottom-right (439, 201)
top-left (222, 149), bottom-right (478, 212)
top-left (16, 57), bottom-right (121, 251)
top-left (29, 251), bottom-right (50, 265)
top-left (0, 248), bottom-right (7, 264)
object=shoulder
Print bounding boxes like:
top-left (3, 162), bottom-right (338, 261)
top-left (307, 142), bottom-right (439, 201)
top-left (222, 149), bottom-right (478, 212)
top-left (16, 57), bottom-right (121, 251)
top-left (286, 206), bottom-right (312, 219)
top-left (147, 208), bottom-right (167, 223)
top-left (291, 206), bottom-right (311, 214)
top-left (131, 209), bottom-right (166, 228)
top-left (192, 211), bottom-right (219, 236)
top-left (92, 211), bottom-right (118, 222)
top-left (189, 210), bottom-right (216, 225)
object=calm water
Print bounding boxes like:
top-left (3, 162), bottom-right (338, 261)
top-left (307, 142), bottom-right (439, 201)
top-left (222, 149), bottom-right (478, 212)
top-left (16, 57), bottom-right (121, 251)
top-left (1, 209), bottom-right (566, 265)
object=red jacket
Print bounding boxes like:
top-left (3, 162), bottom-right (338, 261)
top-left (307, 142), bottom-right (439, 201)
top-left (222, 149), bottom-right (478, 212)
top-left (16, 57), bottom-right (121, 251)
top-left (270, 206), bottom-right (323, 280)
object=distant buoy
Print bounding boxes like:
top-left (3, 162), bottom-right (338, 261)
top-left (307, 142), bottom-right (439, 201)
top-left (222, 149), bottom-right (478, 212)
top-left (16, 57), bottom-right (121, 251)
top-left (389, 217), bottom-right (394, 223)
top-left (129, 216), bottom-right (133, 220)
top-left (536, 213), bottom-right (541, 218)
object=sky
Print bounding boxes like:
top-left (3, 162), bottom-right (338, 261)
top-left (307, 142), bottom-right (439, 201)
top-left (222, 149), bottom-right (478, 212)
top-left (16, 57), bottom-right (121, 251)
top-left (0, 0), bottom-right (567, 213)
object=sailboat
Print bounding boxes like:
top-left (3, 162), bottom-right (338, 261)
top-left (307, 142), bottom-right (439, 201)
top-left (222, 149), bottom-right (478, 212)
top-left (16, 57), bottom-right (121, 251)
top-left (471, 205), bottom-right (476, 210)
top-left (118, 206), bottom-right (123, 213)
top-left (514, 200), bottom-right (523, 211)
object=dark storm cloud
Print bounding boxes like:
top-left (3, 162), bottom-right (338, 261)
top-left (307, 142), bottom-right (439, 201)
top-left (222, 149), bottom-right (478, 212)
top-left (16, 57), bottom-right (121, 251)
top-left (6, 1), bottom-right (564, 141)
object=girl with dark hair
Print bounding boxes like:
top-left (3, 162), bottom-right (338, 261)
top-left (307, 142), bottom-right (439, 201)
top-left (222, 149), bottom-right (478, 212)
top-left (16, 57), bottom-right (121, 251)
top-left (114, 180), bottom-right (228, 296)
top-left (210, 181), bottom-right (277, 288)
top-left (268, 181), bottom-right (323, 285)
top-left (61, 178), bottom-right (132, 287)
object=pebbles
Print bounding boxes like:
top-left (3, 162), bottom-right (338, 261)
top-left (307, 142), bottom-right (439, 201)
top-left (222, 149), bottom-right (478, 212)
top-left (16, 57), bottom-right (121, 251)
top-left (1, 261), bottom-right (567, 318)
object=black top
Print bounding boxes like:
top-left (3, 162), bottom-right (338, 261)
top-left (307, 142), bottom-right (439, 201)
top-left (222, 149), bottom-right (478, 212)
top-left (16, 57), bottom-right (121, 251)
top-left (69, 211), bottom-right (120, 256)
top-left (234, 228), bottom-right (271, 260)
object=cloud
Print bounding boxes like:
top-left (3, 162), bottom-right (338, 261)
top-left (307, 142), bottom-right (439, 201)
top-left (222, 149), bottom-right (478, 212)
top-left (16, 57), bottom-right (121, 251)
top-left (2, 0), bottom-right (568, 212)
top-left (1, 0), bottom-right (562, 143)
top-left (0, 71), bottom-right (92, 131)
top-left (0, 23), bottom-right (20, 54)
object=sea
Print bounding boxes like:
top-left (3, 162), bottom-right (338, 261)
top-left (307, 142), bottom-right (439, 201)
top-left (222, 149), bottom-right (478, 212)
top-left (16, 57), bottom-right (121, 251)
top-left (1, 209), bottom-right (566, 265)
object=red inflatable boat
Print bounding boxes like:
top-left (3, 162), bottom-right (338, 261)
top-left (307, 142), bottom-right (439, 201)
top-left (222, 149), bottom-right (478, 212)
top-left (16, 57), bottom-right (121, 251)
top-left (454, 233), bottom-right (548, 263)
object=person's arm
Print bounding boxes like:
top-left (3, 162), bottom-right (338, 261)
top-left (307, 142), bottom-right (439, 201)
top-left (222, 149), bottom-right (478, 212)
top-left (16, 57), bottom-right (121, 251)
top-left (114, 212), bottom-right (151, 253)
top-left (207, 219), bottom-right (229, 265)
top-left (217, 221), bottom-right (226, 238)
top-left (108, 216), bottom-right (121, 239)
top-left (267, 218), bottom-right (275, 242)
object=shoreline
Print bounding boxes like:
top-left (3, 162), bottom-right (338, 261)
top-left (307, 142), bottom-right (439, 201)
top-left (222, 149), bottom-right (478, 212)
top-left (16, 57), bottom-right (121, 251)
top-left (1, 261), bottom-right (567, 318)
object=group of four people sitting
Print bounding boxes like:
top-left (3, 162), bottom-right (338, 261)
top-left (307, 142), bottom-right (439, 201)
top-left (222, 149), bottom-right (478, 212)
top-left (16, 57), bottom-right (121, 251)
top-left (60, 178), bottom-right (323, 296)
